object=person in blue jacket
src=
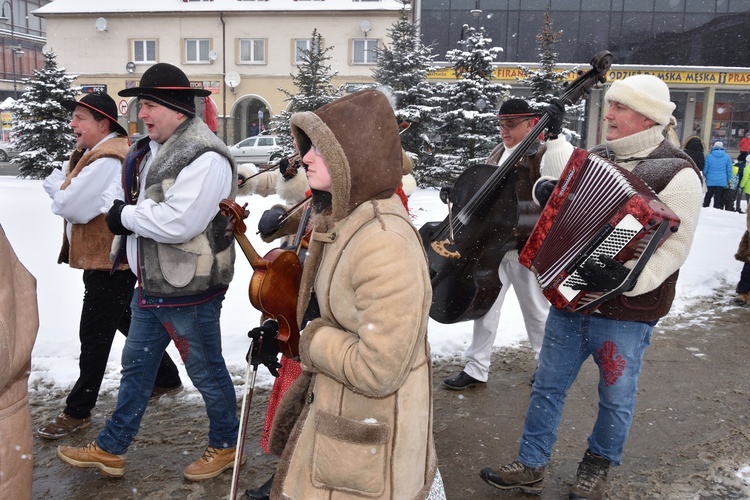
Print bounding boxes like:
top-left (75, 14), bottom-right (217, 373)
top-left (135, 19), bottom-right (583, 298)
top-left (703, 140), bottom-right (733, 208)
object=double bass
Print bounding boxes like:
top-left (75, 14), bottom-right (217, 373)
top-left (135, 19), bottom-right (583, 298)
top-left (419, 51), bottom-right (613, 324)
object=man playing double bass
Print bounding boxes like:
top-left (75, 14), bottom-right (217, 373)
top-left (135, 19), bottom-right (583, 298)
top-left (443, 98), bottom-right (573, 390)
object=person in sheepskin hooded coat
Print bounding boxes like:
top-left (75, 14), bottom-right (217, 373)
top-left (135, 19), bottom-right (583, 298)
top-left (264, 89), bottom-right (442, 499)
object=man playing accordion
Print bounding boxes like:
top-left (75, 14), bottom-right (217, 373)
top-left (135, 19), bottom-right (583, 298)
top-left (480, 75), bottom-right (703, 500)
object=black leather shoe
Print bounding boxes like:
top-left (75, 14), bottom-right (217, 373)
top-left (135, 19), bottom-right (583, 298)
top-left (443, 371), bottom-right (486, 390)
top-left (244, 472), bottom-right (275, 500)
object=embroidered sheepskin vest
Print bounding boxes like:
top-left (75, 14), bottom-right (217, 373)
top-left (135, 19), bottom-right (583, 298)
top-left (136, 117), bottom-right (237, 297)
top-left (58, 137), bottom-right (129, 270)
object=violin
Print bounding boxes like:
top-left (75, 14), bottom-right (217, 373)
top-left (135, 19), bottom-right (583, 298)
top-left (419, 51), bottom-right (613, 324)
top-left (220, 199), bottom-right (302, 358)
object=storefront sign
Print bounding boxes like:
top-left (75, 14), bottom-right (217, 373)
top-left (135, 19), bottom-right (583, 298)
top-left (81, 84), bottom-right (107, 94)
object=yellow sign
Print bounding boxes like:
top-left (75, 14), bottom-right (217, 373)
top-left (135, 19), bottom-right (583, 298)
top-left (428, 65), bottom-right (750, 86)
top-left (1, 111), bottom-right (12, 130)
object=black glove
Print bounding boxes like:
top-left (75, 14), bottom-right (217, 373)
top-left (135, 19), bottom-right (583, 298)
top-left (258, 206), bottom-right (286, 237)
top-left (571, 255), bottom-right (631, 292)
top-left (106, 200), bottom-right (133, 235)
top-left (534, 179), bottom-right (558, 207)
top-left (439, 186), bottom-right (452, 205)
top-left (247, 320), bottom-right (282, 377)
top-left (544, 98), bottom-right (566, 139)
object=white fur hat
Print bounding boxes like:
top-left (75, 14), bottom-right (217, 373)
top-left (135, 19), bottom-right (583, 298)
top-left (605, 75), bottom-right (675, 126)
top-left (713, 141), bottom-right (724, 149)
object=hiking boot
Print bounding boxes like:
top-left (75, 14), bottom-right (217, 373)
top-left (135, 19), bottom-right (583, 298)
top-left (183, 445), bottom-right (245, 481)
top-left (150, 383), bottom-right (184, 401)
top-left (569, 449), bottom-right (610, 499)
top-left (443, 371), bottom-right (486, 390)
top-left (57, 441), bottom-right (126, 478)
top-left (480, 460), bottom-right (545, 494)
top-left (734, 293), bottom-right (749, 305)
top-left (37, 412), bottom-right (92, 440)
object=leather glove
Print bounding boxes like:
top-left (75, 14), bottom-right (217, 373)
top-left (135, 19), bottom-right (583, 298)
top-left (257, 206), bottom-right (286, 237)
top-left (534, 179), bottom-right (558, 207)
top-left (247, 320), bottom-right (282, 377)
top-left (439, 186), bottom-right (452, 204)
top-left (544, 98), bottom-right (566, 140)
top-left (571, 255), bottom-right (631, 292)
top-left (106, 200), bottom-right (133, 235)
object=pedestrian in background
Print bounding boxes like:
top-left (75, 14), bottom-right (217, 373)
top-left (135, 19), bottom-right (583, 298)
top-left (703, 140), bottom-right (733, 208)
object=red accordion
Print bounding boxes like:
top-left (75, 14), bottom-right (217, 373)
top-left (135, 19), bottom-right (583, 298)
top-left (519, 148), bottom-right (681, 313)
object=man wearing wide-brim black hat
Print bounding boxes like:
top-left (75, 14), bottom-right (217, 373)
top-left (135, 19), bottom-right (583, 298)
top-left (39, 92), bottom-right (184, 441)
top-left (57, 63), bottom-right (241, 483)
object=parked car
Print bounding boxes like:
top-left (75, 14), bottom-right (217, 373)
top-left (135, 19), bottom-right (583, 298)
top-left (228, 135), bottom-right (283, 164)
top-left (0, 142), bottom-right (17, 162)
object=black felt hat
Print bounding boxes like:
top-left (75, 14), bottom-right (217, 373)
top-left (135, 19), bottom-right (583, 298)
top-left (62, 92), bottom-right (128, 136)
top-left (118, 63), bottom-right (210, 117)
top-left (498, 98), bottom-right (538, 119)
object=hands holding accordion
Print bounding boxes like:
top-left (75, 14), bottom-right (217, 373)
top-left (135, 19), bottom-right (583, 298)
top-left (570, 255), bottom-right (631, 293)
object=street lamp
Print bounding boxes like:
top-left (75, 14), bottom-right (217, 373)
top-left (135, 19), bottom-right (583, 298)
top-left (0, 0), bottom-right (19, 99)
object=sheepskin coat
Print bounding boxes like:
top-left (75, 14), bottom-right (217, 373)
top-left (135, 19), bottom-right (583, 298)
top-left (0, 227), bottom-right (38, 500)
top-left (269, 89), bottom-right (437, 499)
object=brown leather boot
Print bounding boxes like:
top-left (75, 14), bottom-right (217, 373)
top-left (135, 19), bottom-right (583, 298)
top-left (37, 412), bottom-right (92, 440)
top-left (57, 442), bottom-right (126, 478)
top-left (183, 445), bottom-right (245, 481)
top-left (569, 449), bottom-right (610, 499)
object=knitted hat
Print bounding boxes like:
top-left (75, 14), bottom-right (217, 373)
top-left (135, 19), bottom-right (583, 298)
top-left (62, 92), bottom-right (128, 136)
top-left (498, 98), bottom-right (537, 120)
top-left (714, 141), bottom-right (724, 149)
top-left (605, 75), bottom-right (675, 126)
top-left (118, 63), bottom-right (210, 117)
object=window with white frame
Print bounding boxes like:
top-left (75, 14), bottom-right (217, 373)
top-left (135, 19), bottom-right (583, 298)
top-left (294, 38), bottom-right (320, 64)
top-left (239, 39), bottom-right (266, 64)
top-left (133, 39), bottom-right (157, 63)
top-left (185, 38), bottom-right (211, 64)
top-left (352, 39), bottom-right (379, 64)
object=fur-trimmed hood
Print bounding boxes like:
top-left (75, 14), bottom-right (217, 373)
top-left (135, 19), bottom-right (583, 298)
top-left (290, 89), bottom-right (403, 222)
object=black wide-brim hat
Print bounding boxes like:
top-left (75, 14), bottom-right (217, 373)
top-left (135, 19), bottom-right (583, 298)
top-left (119, 63), bottom-right (210, 117)
top-left (63, 92), bottom-right (128, 137)
top-left (498, 98), bottom-right (538, 120)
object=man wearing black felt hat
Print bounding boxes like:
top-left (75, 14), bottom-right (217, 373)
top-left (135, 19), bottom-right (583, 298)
top-left (39, 92), bottom-right (183, 441)
top-left (443, 98), bottom-right (573, 393)
top-left (57, 64), bottom-right (241, 482)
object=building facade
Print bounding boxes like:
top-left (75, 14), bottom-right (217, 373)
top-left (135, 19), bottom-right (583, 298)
top-left (417, 0), bottom-right (750, 152)
top-left (33, 0), bottom-right (404, 146)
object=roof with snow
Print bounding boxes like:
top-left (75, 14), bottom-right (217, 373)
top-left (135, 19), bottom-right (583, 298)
top-left (33, 0), bottom-right (408, 15)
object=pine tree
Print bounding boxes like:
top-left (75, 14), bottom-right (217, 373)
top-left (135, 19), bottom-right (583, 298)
top-left (11, 50), bottom-right (77, 179)
top-left (515, 6), bottom-right (583, 142)
top-left (423, 25), bottom-right (509, 186)
top-left (372, 4), bottom-right (440, 175)
top-left (270, 29), bottom-right (342, 151)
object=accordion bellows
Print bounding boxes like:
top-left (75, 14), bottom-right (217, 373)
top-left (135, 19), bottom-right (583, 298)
top-left (519, 148), bottom-right (681, 313)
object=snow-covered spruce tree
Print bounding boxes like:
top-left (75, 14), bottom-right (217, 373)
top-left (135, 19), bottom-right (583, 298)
top-left (12, 50), bottom-right (77, 179)
top-left (372, 4), bottom-right (441, 180)
top-left (423, 25), bottom-right (509, 187)
top-left (270, 28), bottom-right (342, 153)
top-left (516, 6), bottom-right (582, 143)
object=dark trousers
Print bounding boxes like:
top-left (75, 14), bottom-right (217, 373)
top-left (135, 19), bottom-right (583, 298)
top-left (64, 270), bottom-right (181, 419)
top-left (703, 186), bottom-right (725, 208)
top-left (738, 262), bottom-right (750, 295)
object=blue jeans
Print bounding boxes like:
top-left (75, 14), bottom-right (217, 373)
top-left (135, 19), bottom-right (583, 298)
top-left (518, 307), bottom-right (652, 468)
top-left (97, 294), bottom-right (238, 455)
